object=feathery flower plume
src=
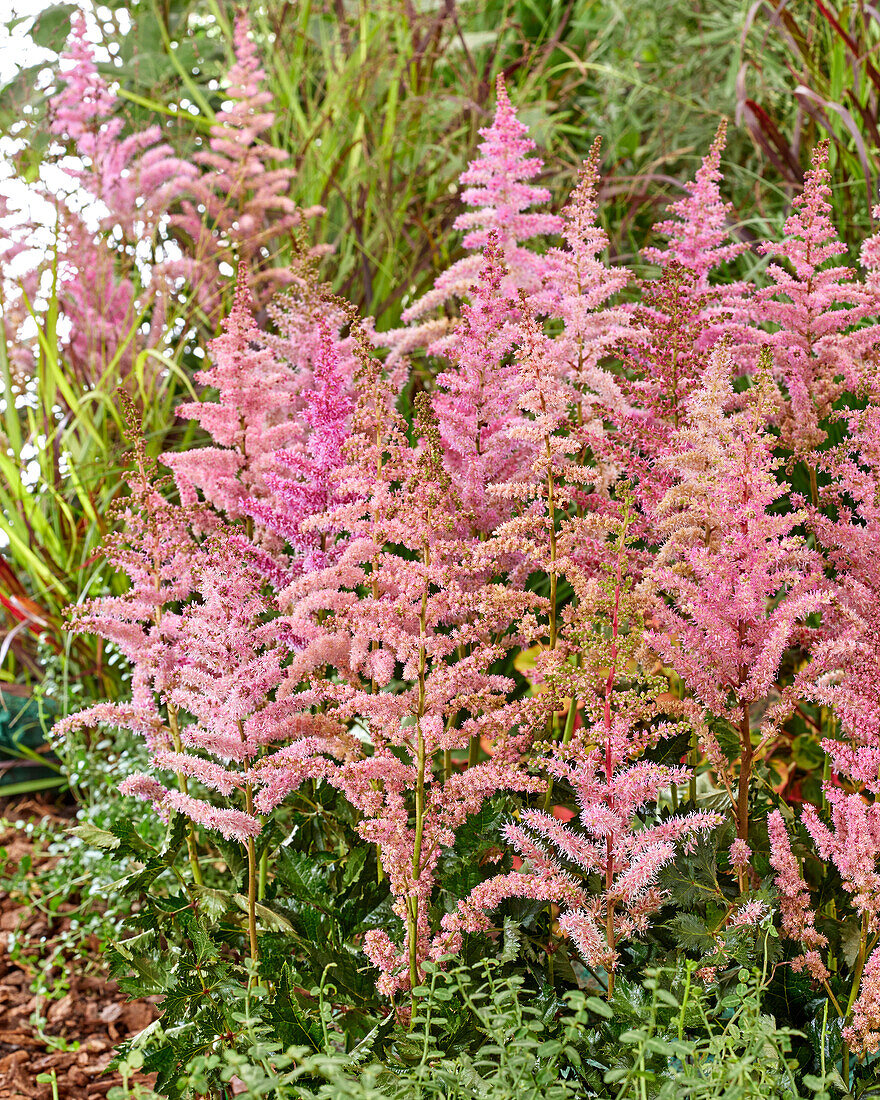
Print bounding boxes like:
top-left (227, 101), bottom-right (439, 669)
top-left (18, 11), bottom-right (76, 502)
top-left (767, 810), bottom-right (828, 969)
top-left (49, 12), bottom-right (196, 240)
top-left (532, 137), bottom-right (631, 407)
top-left (748, 142), bottom-right (869, 454)
top-left (246, 312), bottom-right (354, 574)
top-left (845, 946), bottom-right (880, 1056)
top-left (166, 13), bottom-right (322, 319)
top-left (163, 270), bottom-right (302, 526)
top-left (381, 75), bottom-right (561, 363)
top-left (431, 235), bottom-right (527, 534)
top-left (803, 402), bottom-right (880, 787)
top-left (643, 342), bottom-right (825, 843)
top-left (642, 121), bottom-right (749, 353)
top-left (642, 121), bottom-right (747, 285)
top-left (450, 499), bottom-right (720, 991)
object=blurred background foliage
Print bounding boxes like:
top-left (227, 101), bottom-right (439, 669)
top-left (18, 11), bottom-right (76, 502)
top-left (1, 0), bottom-right (879, 786)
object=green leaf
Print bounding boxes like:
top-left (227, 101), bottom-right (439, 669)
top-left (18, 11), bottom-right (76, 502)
top-left (233, 894), bottom-right (295, 932)
top-left (276, 847), bottom-right (333, 908)
top-left (113, 929), bottom-right (156, 962)
top-left (180, 911), bottom-right (215, 963)
top-left (193, 885), bottom-right (232, 923)
top-left (30, 4), bottom-right (76, 51)
top-left (585, 995), bottom-right (614, 1019)
top-left (69, 824), bottom-right (120, 850)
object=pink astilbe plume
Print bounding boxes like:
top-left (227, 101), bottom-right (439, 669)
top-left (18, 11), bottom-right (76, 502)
top-left (166, 13), bottom-right (323, 318)
top-left (382, 75), bottom-right (561, 363)
top-left (769, 734), bottom-right (880, 1041)
top-left (802, 402), bottom-right (880, 788)
top-left (246, 313), bottom-right (354, 574)
top-left (846, 946), bottom-right (880, 1056)
top-left (112, 543), bottom-right (333, 847)
top-left (450, 502), bottom-right (720, 986)
top-left (532, 137), bottom-right (631, 407)
top-left (747, 141), bottom-right (869, 453)
top-left (767, 811), bottom-right (827, 974)
top-left (163, 270), bottom-right (302, 528)
top-left (641, 121), bottom-right (749, 354)
top-left (38, 14), bottom-right (195, 384)
top-left (49, 13), bottom-right (196, 240)
top-left (643, 342), bottom-right (825, 843)
top-left (642, 121), bottom-right (747, 288)
top-left (53, 412), bottom-right (335, 858)
top-left (430, 235), bottom-right (529, 534)
top-left (605, 262), bottom-right (717, 514)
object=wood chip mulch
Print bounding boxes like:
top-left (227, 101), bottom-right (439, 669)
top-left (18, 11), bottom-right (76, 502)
top-left (0, 798), bottom-right (160, 1099)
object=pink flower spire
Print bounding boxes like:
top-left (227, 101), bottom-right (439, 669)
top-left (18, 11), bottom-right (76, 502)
top-left (381, 75), bottom-right (562, 364)
top-left (641, 121), bottom-right (749, 353)
top-left (607, 262), bottom-right (717, 514)
top-left (449, 501), bottom-right (721, 990)
top-left (166, 13), bottom-right (322, 319)
top-left (245, 315), bottom-right (354, 574)
top-left (802, 787), bottom-right (880, 934)
top-left (40, 14), bottom-right (195, 385)
top-left (56, 222), bottom-right (140, 384)
top-left (747, 141), bottom-right (869, 453)
top-left (768, 811), bottom-right (827, 937)
top-left (804, 403), bottom-right (880, 788)
top-left (49, 13), bottom-right (196, 240)
top-left (643, 342), bottom-right (826, 844)
top-left (430, 235), bottom-right (529, 534)
top-left (163, 270), bottom-right (302, 526)
top-left (531, 137), bottom-right (632, 408)
top-left (643, 120), bottom-right (749, 288)
top-left (845, 946), bottom-right (880, 1056)
top-left (53, 410), bottom-right (340, 949)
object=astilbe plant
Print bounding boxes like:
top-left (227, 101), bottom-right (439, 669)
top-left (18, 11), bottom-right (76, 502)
top-left (255, 377), bottom-right (544, 995)
top-left (43, 59), bottom-right (880, 1093)
top-left (55, 405), bottom-right (341, 967)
